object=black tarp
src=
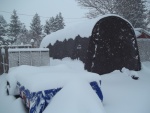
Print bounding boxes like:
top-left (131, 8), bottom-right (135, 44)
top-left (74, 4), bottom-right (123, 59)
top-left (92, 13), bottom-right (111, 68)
top-left (85, 15), bottom-right (141, 75)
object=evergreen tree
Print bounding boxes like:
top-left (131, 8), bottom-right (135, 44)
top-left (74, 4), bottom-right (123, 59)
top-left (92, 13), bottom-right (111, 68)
top-left (54, 14), bottom-right (60, 31)
top-left (56, 12), bottom-right (65, 30)
top-left (16, 24), bottom-right (29, 45)
top-left (9, 10), bottom-right (21, 42)
top-left (146, 10), bottom-right (150, 31)
top-left (44, 12), bottom-right (65, 35)
top-left (0, 15), bottom-right (7, 37)
top-left (44, 20), bottom-right (51, 35)
top-left (49, 16), bottom-right (57, 32)
top-left (30, 13), bottom-right (43, 47)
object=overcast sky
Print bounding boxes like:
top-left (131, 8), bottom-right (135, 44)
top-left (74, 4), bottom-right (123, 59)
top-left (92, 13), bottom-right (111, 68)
top-left (1, 0), bottom-right (150, 29)
top-left (0, 0), bottom-right (88, 28)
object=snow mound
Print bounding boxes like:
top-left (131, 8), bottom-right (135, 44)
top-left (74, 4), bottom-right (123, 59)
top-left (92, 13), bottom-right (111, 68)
top-left (43, 78), bottom-right (105, 113)
top-left (121, 67), bottom-right (138, 77)
top-left (7, 65), bottom-right (57, 95)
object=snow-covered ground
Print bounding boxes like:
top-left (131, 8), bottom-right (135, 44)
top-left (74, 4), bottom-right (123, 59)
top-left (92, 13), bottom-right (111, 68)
top-left (0, 58), bottom-right (150, 113)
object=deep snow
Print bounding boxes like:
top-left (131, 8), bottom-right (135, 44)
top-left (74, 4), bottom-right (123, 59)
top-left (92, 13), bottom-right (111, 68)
top-left (0, 58), bottom-right (150, 113)
top-left (43, 79), bottom-right (105, 113)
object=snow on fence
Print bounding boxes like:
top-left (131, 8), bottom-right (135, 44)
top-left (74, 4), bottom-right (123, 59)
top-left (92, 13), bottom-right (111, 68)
top-left (137, 39), bottom-right (150, 62)
top-left (8, 48), bottom-right (50, 68)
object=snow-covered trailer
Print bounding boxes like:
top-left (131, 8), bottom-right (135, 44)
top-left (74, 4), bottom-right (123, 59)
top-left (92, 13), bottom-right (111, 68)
top-left (7, 65), bottom-right (103, 113)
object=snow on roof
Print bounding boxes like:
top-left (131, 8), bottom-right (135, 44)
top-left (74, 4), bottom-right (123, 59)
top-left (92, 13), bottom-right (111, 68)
top-left (134, 30), bottom-right (142, 37)
top-left (134, 28), bottom-right (150, 37)
top-left (0, 44), bottom-right (32, 48)
top-left (40, 18), bottom-right (98, 47)
top-left (40, 14), bottom-right (133, 48)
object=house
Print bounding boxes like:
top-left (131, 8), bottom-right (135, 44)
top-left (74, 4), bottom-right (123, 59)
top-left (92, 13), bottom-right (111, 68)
top-left (135, 28), bottom-right (150, 39)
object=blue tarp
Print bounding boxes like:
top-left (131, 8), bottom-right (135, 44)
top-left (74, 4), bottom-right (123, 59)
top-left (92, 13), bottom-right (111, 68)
top-left (17, 80), bottom-right (103, 113)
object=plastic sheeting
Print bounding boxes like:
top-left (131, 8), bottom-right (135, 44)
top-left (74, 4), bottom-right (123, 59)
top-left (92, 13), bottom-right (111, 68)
top-left (17, 80), bottom-right (103, 113)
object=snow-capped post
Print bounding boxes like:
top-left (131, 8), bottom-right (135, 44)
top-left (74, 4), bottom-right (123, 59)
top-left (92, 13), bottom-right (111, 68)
top-left (21, 42), bottom-right (24, 46)
top-left (30, 39), bottom-right (34, 48)
top-left (85, 15), bottom-right (141, 75)
top-left (1, 47), bottom-right (5, 73)
top-left (77, 44), bottom-right (82, 60)
top-left (0, 46), bottom-right (9, 74)
top-left (4, 46), bottom-right (8, 73)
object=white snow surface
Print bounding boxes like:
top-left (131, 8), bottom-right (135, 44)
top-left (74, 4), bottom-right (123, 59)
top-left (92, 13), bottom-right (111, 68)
top-left (121, 67), bottom-right (139, 77)
top-left (0, 58), bottom-right (150, 113)
top-left (8, 66), bottom-right (101, 93)
top-left (7, 58), bottom-right (101, 93)
top-left (134, 29), bottom-right (142, 37)
top-left (40, 14), bottom-right (134, 47)
top-left (43, 79), bottom-right (105, 113)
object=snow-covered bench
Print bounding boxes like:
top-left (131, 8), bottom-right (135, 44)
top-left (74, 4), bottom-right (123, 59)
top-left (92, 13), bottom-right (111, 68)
top-left (7, 65), bottom-right (103, 113)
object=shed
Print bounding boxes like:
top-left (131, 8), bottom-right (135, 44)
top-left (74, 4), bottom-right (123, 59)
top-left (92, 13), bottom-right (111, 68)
top-left (85, 15), bottom-right (141, 75)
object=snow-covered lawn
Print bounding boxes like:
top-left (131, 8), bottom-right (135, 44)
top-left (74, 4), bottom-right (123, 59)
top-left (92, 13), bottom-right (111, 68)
top-left (0, 58), bottom-right (150, 113)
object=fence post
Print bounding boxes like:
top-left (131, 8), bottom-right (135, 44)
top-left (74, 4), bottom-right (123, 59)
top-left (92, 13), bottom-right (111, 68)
top-left (40, 50), bottom-right (41, 66)
top-left (30, 51), bottom-right (32, 66)
top-left (18, 51), bottom-right (20, 66)
top-left (5, 47), bottom-right (9, 73)
top-left (0, 47), bottom-right (3, 74)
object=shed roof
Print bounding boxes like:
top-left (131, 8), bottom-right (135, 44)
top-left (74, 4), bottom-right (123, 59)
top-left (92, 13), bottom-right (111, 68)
top-left (40, 14), bottom-right (133, 48)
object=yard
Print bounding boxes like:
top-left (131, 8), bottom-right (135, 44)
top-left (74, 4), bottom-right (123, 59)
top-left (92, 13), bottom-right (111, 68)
top-left (0, 58), bottom-right (150, 113)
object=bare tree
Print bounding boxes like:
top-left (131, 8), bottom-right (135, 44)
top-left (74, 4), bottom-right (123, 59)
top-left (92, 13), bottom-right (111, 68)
top-left (76, 0), bottom-right (116, 18)
top-left (115, 0), bottom-right (147, 28)
top-left (76, 0), bottom-right (147, 28)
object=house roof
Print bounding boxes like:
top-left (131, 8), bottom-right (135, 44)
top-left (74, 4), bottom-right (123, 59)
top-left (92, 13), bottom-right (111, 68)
top-left (134, 28), bottom-right (150, 38)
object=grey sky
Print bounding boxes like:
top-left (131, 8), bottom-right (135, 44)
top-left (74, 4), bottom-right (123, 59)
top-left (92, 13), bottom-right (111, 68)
top-left (0, 0), bottom-right (88, 28)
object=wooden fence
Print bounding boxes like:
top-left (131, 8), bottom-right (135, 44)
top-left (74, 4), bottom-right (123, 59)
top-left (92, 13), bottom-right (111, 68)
top-left (0, 48), bottom-right (49, 74)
